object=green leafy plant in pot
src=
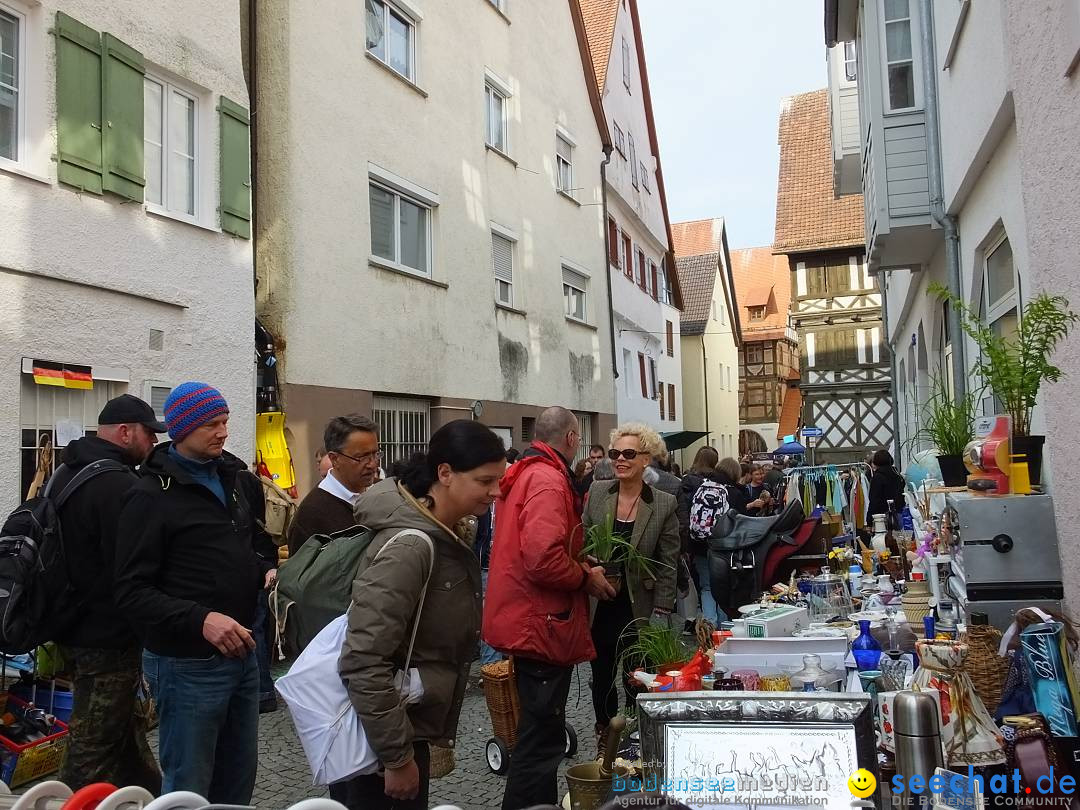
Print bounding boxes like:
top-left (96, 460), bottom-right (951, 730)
top-left (931, 283), bottom-right (1079, 485)
top-left (904, 373), bottom-right (983, 486)
top-left (580, 512), bottom-right (665, 600)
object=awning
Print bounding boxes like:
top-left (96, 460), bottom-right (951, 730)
top-left (661, 430), bottom-right (710, 452)
top-left (774, 440), bottom-right (807, 454)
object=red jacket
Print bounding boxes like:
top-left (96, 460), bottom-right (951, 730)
top-left (483, 442), bottom-right (595, 667)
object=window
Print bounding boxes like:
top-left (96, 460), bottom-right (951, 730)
top-left (637, 352), bottom-right (647, 397)
top-left (573, 412), bottom-right (593, 463)
top-left (640, 161), bottom-right (650, 192)
top-left (658, 384), bottom-right (665, 421)
top-left (373, 396), bottom-right (429, 467)
top-left (981, 235), bottom-right (1018, 409)
top-left (649, 261), bottom-right (659, 300)
top-left (843, 40), bottom-right (857, 81)
top-left (622, 37), bottom-right (631, 89)
top-left (648, 357), bottom-right (658, 399)
top-left (665, 321), bottom-right (674, 356)
top-left (749, 305), bottom-right (766, 322)
top-left (667, 383), bottom-right (675, 421)
top-left (369, 180), bottom-right (431, 275)
top-left (562, 266), bottom-right (587, 322)
top-left (658, 264), bottom-right (672, 305)
top-left (0, 5), bottom-right (22, 163)
top-left (146, 383), bottom-right (172, 421)
top-left (607, 217), bottom-right (619, 265)
top-left (882, 0), bottom-right (917, 111)
top-left (628, 134), bottom-right (638, 187)
top-left (556, 134), bottom-right (573, 195)
top-left (622, 234), bottom-right (633, 279)
top-left (622, 349), bottom-right (633, 396)
top-left (487, 0), bottom-right (506, 11)
top-left (521, 415), bottom-right (535, 442)
top-left (485, 82), bottom-right (507, 152)
top-left (144, 76), bottom-right (198, 218)
top-left (491, 231), bottom-right (514, 307)
top-left (636, 249), bottom-right (647, 290)
top-left (711, 301), bottom-right (717, 321)
top-left (746, 343), bottom-right (764, 364)
top-left (366, 0), bottom-right (414, 81)
top-left (613, 121), bottom-right (624, 155)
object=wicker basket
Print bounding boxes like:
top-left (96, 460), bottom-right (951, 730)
top-left (481, 658), bottom-right (520, 749)
top-left (428, 744), bottom-right (455, 778)
top-left (963, 624), bottom-right (1011, 716)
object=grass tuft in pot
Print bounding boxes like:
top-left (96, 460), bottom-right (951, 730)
top-left (905, 373), bottom-right (983, 456)
top-left (580, 512), bottom-right (670, 601)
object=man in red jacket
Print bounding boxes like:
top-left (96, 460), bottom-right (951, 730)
top-left (484, 406), bottom-right (616, 810)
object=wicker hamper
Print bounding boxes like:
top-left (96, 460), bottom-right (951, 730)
top-left (482, 658), bottom-right (521, 749)
top-left (964, 624), bottom-right (1011, 717)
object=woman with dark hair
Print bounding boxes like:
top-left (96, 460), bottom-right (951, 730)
top-left (677, 446), bottom-right (720, 623)
top-left (867, 448), bottom-right (906, 525)
top-left (337, 420), bottom-right (506, 809)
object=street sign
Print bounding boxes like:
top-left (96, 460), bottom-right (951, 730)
top-left (801, 426), bottom-right (823, 438)
top-left (806, 435), bottom-right (819, 447)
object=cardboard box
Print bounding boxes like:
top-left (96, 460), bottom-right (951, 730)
top-left (713, 636), bottom-right (848, 675)
top-left (743, 605), bottom-right (809, 638)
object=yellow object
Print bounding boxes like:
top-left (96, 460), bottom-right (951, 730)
top-left (1010, 455), bottom-right (1032, 495)
top-left (255, 411), bottom-right (296, 491)
top-left (848, 768), bottom-right (877, 798)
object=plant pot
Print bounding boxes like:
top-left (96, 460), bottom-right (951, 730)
top-left (602, 561), bottom-right (623, 595)
top-left (1012, 434), bottom-right (1046, 486)
top-left (936, 454), bottom-right (968, 487)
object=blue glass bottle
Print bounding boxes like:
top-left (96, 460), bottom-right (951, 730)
top-left (852, 619), bottom-right (882, 671)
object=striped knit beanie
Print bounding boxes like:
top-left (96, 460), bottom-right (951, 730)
top-left (163, 382), bottom-right (229, 442)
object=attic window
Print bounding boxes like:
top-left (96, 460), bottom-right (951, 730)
top-left (749, 306), bottom-right (766, 322)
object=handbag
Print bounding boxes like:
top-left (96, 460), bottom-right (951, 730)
top-left (275, 528), bottom-right (435, 785)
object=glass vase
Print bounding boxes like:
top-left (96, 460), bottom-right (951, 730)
top-left (852, 619), bottom-right (883, 671)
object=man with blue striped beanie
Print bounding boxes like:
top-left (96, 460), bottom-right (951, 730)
top-left (115, 382), bottom-right (277, 804)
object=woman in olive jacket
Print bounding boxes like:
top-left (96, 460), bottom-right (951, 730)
top-left (337, 421), bottom-right (506, 810)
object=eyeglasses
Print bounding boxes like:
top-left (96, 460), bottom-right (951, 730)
top-left (608, 448), bottom-right (641, 461)
top-left (332, 449), bottom-right (382, 465)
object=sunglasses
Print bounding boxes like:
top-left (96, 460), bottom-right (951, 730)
top-left (608, 448), bottom-right (642, 461)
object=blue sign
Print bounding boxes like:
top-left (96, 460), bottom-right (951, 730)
top-left (801, 426), bottom-right (824, 437)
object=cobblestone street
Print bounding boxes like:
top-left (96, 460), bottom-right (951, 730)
top-left (252, 662), bottom-right (599, 809)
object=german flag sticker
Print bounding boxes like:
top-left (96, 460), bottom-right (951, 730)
top-left (32, 361), bottom-right (93, 390)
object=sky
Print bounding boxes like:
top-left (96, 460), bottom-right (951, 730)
top-left (637, 0), bottom-right (828, 250)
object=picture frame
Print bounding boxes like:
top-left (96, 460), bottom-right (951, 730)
top-left (635, 691), bottom-right (880, 809)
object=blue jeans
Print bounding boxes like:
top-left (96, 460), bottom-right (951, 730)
top-left (143, 649), bottom-right (259, 805)
top-left (479, 569), bottom-right (502, 665)
top-left (694, 552), bottom-right (728, 625)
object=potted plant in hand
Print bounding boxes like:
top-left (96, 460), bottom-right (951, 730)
top-left (931, 284), bottom-right (1079, 485)
top-left (580, 513), bottom-right (667, 600)
top-left (906, 374), bottom-right (983, 486)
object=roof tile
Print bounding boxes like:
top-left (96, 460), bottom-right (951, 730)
top-left (730, 247), bottom-right (792, 342)
top-left (578, 0), bottom-right (619, 95)
top-left (671, 218), bottom-right (725, 258)
top-left (674, 253), bottom-right (717, 335)
top-left (773, 89), bottom-right (865, 254)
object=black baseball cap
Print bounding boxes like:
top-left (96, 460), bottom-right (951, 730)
top-left (98, 394), bottom-right (167, 432)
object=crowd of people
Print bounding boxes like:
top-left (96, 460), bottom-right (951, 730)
top-left (43, 386), bottom-right (907, 810)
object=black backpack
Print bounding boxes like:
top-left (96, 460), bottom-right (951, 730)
top-left (0, 460), bottom-right (128, 654)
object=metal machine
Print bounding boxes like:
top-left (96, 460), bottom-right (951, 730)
top-left (944, 492), bottom-right (1063, 630)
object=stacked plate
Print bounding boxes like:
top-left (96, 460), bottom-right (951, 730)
top-left (902, 578), bottom-right (933, 623)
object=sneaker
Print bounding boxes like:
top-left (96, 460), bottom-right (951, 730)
top-left (259, 696), bottom-right (279, 714)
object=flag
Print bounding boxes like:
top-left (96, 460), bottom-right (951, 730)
top-left (32, 360), bottom-right (93, 390)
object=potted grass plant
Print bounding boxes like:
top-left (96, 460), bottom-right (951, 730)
top-left (580, 512), bottom-right (665, 599)
top-left (618, 621), bottom-right (694, 688)
top-left (906, 374), bottom-right (983, 486)
top-left (931, 284), bottom-right (1079, 485)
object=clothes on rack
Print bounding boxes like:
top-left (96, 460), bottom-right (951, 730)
top-left (783, 463), bottom-right (872, 530)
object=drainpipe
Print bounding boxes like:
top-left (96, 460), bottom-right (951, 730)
top-left (247, 0), bottom-right (258, 291)
top-left (918, 0), bottom-right (965, 399)
top-left (600, 148), bottom-right (619, 382)
top-left (880, 272), bottom-right (903, 462)
top-left (701, 335), bottom-right (710, 444)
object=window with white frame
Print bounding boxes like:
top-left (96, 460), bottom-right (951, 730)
top-left (373, 395), bottom-right (429, 467)
top-left (640, 161), bottom-right (650, 192)
top-left (144, 75), bottom-right (198, 218)
top-left (369, 180), bottom-right (431, 275)
top-left (366, 0), bottom-right (414, 81)
top-left (147, 383), bottom-right (172, 421)
top-left (485, 81), bottom-right (507, 152)
top-left (881, 0), bottom-right (919, 112)
top-left (612, 121), bottom-right (625, 156)
top-left (491, 230), bottom-right (514, 307)
top-left (0, 4), bottom-right (23, 164)
top-left (980, 235), bottom-right (1018, 414)
top-left (562, 266), bottom-right (587, 322)
top-left (622, 37), bottom-right (631, 89)
top-left (622, 349), bottom-right (633, 396)
top-left (843, 40), bottom-right (857, 81)
top-left (658, 264), bottom-right (671, 305)
top-left (628, 134), bottom-right (638, 187)
top-left (556, 134), bottom-right (573, 194)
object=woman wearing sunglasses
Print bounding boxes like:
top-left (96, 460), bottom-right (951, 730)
top-left (582, 423), bottom-right (680, 743)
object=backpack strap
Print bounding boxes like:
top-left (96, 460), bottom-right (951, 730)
top-left (374, 529), bottom-right (435, 673)
top-left (48, 460), bottom-right (132, 509)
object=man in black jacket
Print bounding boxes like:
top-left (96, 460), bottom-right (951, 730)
top-left (115, 383), bottom-right (276, 805)
top-left (53, 394), bottom-right (164, 793)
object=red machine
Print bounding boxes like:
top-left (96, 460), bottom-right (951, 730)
top-left (963, 415), bottom-right (1012, 495)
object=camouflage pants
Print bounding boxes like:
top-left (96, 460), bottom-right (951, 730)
top-left (58, 646), bottom-right (161, 794)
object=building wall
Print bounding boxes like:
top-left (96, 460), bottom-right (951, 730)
top-left (254, 0), bottom-right (615, 467)
top-left (0, 0), bottom-right (254, 507)
top-left (1005, 0), bottom-right (1080, 609)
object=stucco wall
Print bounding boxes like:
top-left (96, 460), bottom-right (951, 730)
top-left (256, 0), bottom-right (614, 417)
top-left (1005, 0), bottom-right (1080, 609)
top-left (0, 0), bottom-right (254, 508)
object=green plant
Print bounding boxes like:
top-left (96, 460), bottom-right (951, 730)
top-left (617, 620), bottom-right (693, 678)
top-left (930, 284), bottom-right (1079, 436)
top-left (906, 373), bottom-right (983, 456)
top-left (580, 512), bottom-right (671, 586)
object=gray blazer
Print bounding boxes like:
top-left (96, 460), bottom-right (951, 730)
top-left (583, 480), bottom-right (681, 620)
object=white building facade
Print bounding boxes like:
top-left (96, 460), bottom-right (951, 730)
top-left (582, 0), bottom-right (683, 432)
top-left (251, 0), bottom-right (616, 491)
top-left (0, 0), bottom-right (254, 506)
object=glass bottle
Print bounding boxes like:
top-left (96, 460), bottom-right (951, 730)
top-left (852, 619), bottom-right (883, 671)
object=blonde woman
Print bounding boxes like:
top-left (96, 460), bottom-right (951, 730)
top-left (583, 423), bottom-right (680, 739)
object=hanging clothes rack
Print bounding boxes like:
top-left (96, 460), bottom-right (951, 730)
top-left (782, 462), bottom-right (874, 529)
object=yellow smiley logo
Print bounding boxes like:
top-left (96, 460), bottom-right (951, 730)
top-left (847, 768), bottom-right (877, 799)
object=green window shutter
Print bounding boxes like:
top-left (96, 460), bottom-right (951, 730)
top-left (55, 12), bottom-right (103, 194)
top-left (218, 96), bottom-right (251, 238)
top-left (101, 33), bottom-right (145, 201)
